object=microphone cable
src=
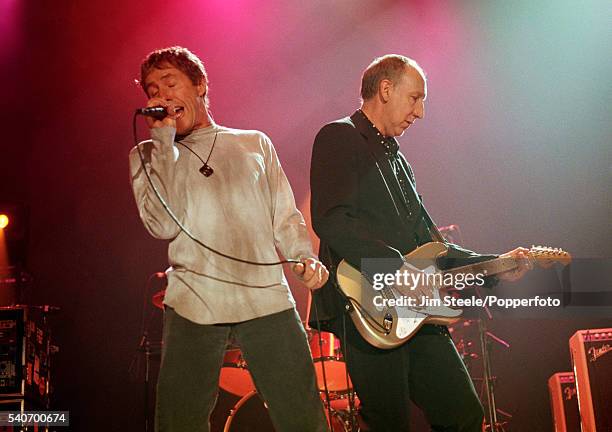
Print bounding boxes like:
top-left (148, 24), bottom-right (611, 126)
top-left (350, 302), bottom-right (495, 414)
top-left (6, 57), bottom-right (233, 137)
top-left (312, 298), bottom-right (334, 429)
top-left (133, 113), bottom-right (336, 429)
top-left (132, 113), bottom-right (301, 275)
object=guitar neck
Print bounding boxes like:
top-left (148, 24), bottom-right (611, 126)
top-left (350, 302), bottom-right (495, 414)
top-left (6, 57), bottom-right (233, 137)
top-left (441, 245), bottom-right (570, 280)
top-left (443, 256), bottom-right (520, 279)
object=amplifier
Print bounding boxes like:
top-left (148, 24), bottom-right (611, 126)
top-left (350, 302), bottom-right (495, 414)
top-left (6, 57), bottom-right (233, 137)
top-left (0, 307), bottom-right (50, 408)
top-left (569, 328), bottom-right (612, 432)
top-left (0, 270), bottom-right (31, 307)
top-left (548, 372), bottom-right (580, 432)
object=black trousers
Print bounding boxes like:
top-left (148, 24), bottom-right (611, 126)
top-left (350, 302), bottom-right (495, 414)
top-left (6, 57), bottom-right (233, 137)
top-left (156, 307), bottom-right (328, 432)
top-left (328, 316), bottom-right (484, 432)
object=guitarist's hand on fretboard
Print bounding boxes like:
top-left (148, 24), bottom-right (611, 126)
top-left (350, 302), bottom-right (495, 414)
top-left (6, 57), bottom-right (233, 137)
top-left (497, 247), bottom-right (533, 282)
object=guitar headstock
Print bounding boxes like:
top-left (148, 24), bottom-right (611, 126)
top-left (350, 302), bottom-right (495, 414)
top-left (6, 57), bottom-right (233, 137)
top-left (529, 245), bottom-right (572, 268)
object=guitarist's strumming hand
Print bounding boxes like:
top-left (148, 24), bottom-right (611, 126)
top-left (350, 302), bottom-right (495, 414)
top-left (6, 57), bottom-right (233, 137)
top-left (293, 258), bottom-right (329, 290)
top-left (393, 263), bottom-right (434, 307)
top-left (497, 247), bottom-right (533, 282)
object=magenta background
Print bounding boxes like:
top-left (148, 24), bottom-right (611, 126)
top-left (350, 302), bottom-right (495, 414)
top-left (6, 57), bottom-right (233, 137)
top-left (1, 0), bottom-right (611, 430)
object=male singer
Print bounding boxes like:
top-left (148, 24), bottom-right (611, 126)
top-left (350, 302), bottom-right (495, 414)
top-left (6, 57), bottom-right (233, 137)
top-left (129, 46), bottom-right (329, 432)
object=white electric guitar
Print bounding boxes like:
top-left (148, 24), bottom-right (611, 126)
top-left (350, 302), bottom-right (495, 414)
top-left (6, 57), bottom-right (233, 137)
top-left (336, 242), bottom-right (571, 349)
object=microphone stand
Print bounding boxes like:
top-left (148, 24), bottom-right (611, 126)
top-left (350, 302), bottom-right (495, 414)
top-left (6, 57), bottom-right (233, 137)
top-left (132, 273), bottom-right (166, 432)
top-left (137, 331), bottom-right (152, 432)
top-left (476, 306), bottom-right (511, 432)
top-left (479, 317), bottom-right (498, 431)
top-left (437, 225), bottom-right (512, 431)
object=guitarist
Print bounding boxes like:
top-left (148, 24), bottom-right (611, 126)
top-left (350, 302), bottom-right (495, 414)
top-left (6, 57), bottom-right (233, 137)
top-left (309, 55), bottom-right (531, 431)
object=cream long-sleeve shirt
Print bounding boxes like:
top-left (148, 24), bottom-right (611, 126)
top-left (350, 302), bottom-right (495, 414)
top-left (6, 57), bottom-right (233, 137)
top-left (129, 124), bottom-right (314, 324)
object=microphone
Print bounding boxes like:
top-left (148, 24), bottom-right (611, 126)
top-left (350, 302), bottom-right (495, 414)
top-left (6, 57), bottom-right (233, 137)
top-left (135, 106), bottom-right (167, 120)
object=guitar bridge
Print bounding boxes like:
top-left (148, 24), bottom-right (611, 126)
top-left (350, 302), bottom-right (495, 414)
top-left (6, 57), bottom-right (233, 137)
top-left (383, 313), bottom-right (393, 333)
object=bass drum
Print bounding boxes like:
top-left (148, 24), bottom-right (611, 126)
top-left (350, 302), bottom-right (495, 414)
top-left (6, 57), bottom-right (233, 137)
top-left (219, 348), bottom-right (256, 397)
top-left (223, 390), bottom-right (352, 432)
top-left (223, 391), bottom-right (274, 431)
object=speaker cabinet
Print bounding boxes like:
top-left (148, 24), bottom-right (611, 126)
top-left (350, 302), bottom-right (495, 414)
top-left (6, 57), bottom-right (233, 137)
top-left (548, 372), bottom-right (580, 432)
top-left (569, 328), bottom-right (612, 432)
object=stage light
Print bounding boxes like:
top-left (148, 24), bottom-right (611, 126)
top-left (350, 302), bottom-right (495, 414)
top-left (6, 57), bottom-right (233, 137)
top-left (0, 204), bottom-right (29, 306)
top-left (0, 204), bottom-right (28, 270)
top-left (0, 214), bottom-right (8, 229)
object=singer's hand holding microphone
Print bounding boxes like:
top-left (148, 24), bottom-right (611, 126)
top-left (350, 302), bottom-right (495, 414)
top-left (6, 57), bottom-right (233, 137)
top-left (138, 98), bottom-right (177, 129)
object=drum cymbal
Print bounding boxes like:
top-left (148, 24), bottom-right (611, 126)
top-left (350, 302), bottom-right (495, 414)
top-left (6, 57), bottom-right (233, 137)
top-left (151, 289), bottom-right (165, 310)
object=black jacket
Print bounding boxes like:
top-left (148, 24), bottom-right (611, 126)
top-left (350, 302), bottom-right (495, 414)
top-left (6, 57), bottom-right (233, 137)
top-left (308, 111), bottom-right (496, 327)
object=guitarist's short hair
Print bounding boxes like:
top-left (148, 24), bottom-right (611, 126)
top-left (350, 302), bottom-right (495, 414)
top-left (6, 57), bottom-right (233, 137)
top-left (361, 55), bottom-right (426, 102)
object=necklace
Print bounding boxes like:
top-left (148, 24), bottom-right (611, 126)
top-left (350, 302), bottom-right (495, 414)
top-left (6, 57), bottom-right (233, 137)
top-left (177, 131), bottom-right (218, 177)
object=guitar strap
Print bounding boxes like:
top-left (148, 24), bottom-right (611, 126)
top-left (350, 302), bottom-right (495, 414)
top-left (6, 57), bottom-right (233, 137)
top-left (420, 200), bottom-right (446, 243)
top-left (396, 153), bottom-right (446, 245)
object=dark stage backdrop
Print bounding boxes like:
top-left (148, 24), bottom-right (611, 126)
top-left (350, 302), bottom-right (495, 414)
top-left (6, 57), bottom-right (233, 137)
top-left (1, 0), bottom-right (610, 430)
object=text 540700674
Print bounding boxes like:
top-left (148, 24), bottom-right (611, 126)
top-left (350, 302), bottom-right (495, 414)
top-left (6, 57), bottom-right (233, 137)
top-left (0, 411), bottom-right (69, 427)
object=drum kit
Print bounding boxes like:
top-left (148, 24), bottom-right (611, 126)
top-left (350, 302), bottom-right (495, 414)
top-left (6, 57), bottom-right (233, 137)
top-left (151, 289), bottom-right (360, 431)
top-left (220, 331), bottom-right (359, 431)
